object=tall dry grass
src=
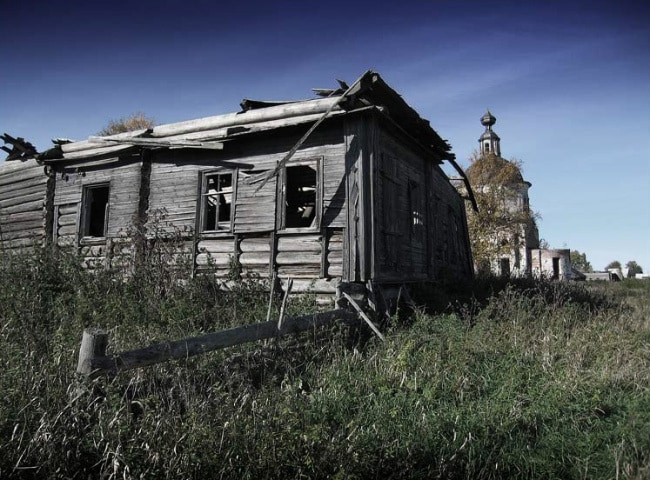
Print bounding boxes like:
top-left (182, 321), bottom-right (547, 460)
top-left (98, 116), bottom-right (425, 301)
top-left (1, 247), bottom-right (648, 478)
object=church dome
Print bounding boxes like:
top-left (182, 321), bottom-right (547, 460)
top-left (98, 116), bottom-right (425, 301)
top-left (480, 110), bottom-right (496, 127)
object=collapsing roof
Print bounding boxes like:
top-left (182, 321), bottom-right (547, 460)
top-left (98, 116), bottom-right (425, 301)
top-left (36, 70), bottom-right (476, 209)
top-left (40, 71), bottom-right (453, 162)
top-left (2, 71), bottom-right (475, 209)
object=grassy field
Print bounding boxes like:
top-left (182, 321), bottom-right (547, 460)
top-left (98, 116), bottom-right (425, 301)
top-left (1, 247), bottom-right (648, 479)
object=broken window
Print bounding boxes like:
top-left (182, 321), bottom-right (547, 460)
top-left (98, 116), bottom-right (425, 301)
top-left (81, 184), bottom-right (109, 237)
top-left (201, 172), bottom-right (234, 232)
top-left (281, 162), bottom-right (320, 229)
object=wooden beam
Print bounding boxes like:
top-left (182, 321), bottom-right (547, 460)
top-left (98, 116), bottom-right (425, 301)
top-left (83, 309), bottom-right (359, 375)
top-left (248, 70), bottom-right (373, 191)
top-left (341, 292), bottom-right (385, 341)
top-left (89, 136), bottom-right (224, 150)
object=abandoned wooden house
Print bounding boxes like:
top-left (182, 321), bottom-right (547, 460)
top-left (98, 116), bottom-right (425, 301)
top-left (0, 71), bottom-right (474, 297)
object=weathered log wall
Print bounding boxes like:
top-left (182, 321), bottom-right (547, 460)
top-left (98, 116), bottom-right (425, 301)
top-left (0, 159), bottom-right (49, 251)
top-left (146, 124), bottom-right (348, 285)
top-left (52, 158), bottom-right (142, 270)
top-left (373, 120), bottom-right (472, 282)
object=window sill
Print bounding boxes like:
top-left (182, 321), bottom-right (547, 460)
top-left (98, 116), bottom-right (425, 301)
top-left (79, 236), bottom-right (107, 246)
top-left (277, 227), bottom-right (320, 235)
top-left (199, 231), bottom-right (234, 239)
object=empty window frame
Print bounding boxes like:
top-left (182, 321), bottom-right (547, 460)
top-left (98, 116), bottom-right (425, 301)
top-left (200, 172), bottom-right (234, 232)
top-left (81, 184), bottom-right (110, 237)
top-left (281, 161), bottom-right (321, 230)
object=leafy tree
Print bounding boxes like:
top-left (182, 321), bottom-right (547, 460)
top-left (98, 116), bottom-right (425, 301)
top-left (98, 112), bottom-right (155, 136)
top-left (625, 260), bottom-right (643, 277)
top-left (606, 260), bottom-right (622, 270)
top-left (465, 152), bottom-right (539, 273)
top-left (570, 250), bottom-right (592, 272)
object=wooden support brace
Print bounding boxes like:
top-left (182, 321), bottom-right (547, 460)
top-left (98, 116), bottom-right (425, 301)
top-left (341, 292), bottom-right (385, 342)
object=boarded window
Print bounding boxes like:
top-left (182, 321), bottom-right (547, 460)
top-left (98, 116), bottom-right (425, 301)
top-left (82, 184), bottom-right (109, 237)
top-left (282, 162), bottom-right (320, 229)
top-left (201, 172), bottom-right (233, 232)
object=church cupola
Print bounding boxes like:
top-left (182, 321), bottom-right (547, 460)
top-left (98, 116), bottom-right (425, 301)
top-left (479, 110), bottom-right (501, 156)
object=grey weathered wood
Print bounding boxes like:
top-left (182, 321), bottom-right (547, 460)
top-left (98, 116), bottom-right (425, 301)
top-left (76, 328), bottom-right (109, 376)
top-left (277, 277), bottom-right (293, 331)
top-left (86, 309), bottom-right (358, 375)
top-left (89, 136), bottom-right (224, 150)
top-left (341, 292), bottom-right (385, 341)
top-left (250, 70), bottom-right (371, 190)
top-left (266, 272), bottom-right (277, 323)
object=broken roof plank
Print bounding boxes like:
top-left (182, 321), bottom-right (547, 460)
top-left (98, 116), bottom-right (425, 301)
top-left (152, 97), bottom-right (342, 138)
top-left (88, 136), bottom-right (224, 150)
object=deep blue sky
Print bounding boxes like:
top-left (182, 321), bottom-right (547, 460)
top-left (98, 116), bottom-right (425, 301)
top-left (2, 0), bottom-right (649, 271)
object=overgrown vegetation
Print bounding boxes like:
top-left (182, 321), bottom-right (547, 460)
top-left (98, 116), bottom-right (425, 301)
top-left (465, 152), bottom-right (539, 273)
top-left (98, 112), bottom-right (155, 136)
top-left (1, 247), bottom-right (648, 479)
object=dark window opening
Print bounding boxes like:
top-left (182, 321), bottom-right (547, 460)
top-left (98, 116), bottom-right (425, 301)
top-left (500, 257), bottom-right (511, 277)
top-left (202, 173), bottom-right (233, 231)
top-left (552, 257), bottom-right (560, 280)
top-left (83, 185), bottom-right (109, 237)
top-left (284, 164), bottom-right (317, 228)
top-left (485, 142), bottom-right (490, 152)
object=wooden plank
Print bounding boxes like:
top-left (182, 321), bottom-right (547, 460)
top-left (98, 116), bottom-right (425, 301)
top-left (196, 252), bottom-right (232, 266)
top-left (240, 239), bottom-right (271, 253)
top-left (58, 203), bottom-right (78, 215)
top-left (0, 199), bottom-right (44, 216)
top-left (341, 292), bottom-right (384, 341)
top-left (0, 210), bottom-right (45, 224)
top-left (277, 266), bottom-right (321, 278)
top-left (0, 218), bottom-right (43, 233)
top-left (152, 97), bottom-right (341, 137)
top-left (0, 165), bottom-right (45, 187)
top-left (0, 187), bottom-right (48, 207)
top-left (276, 251), bottom-right (321, 265)
top-left (197, 239), bottom-right (236, 254)
top-left (85, 308), bottom-right (358, 375)
top-left (239, 251), bottom-right (271, 265)
top-left (0, 175), bottom-right (47, 196)
top-left (328, 265), bottom-right (343, 277)
top-left (58, 224), bottom-right (78, 236)
top-left (0, 236), bottom-right (44, 249)
top-left (277, 235), bottom-right (321, 253)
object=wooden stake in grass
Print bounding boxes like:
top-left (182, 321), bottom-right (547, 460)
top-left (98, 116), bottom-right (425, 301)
top-left (76, 328), bottom-right (108, 377)
top-left (278, 277), bottom-right (293, 331)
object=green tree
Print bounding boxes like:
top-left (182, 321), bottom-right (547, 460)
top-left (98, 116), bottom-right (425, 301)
top-left (606, 260), bottom-right (622, 270)
top-left (570, 250), bottom-right (592, 272)
top-left (625, 260), bottom-right (643, 277)
top-left (465, 152), bottom-right (538, 273)
top-left (98, 112), bottom-right (155, 136)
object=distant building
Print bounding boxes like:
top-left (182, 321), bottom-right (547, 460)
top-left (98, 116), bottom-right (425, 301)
top-left (464, 111), bottom-right (575, 280)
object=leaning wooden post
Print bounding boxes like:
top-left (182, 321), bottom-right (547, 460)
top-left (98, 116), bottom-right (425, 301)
top-left (76, 328), bottom-right (109, 377)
